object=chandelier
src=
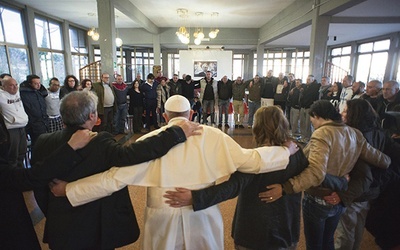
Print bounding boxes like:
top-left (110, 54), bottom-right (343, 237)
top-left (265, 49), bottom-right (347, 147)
top-left (175, 9), bottom-right (220, 45)
top-left (87, 27), bottom-right (100, 41)
top-left (87, 27), bottom-right (123, 47)
top-left (209, 12), bottom-right (220, 39)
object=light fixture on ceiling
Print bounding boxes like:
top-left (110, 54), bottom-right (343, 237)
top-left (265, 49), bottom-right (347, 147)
top-left (92, 31), bottom-right (100, 41)
top-left (176, 9), bottom-right (190, 44)
top-left (175, 9), bottom-right (220, 45)
top-left (115, 28), bottom-right (123, 47)
top-left (115, 37), bottom-right (123, 47)
top-left (87, 27), bottom-right (100, 41)
top-left (209, 12), bottom-right (219, 39)
top-left (87, 27), bottom-right (95, 37)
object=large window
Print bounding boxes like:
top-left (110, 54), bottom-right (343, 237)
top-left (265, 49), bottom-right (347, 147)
top-left (69, 26), bottom-right (88, 78)
top-left (264, 51), bottom-right (287, 77)
top-left (233, 54), bottom-right (244, 79)
top-left (328, 46), bottom-right (351, 83)
top-left (168, 53), bottom-right (180, 77)
top-left (290, 51), bottom-right (310, 82)
top-left (35, 16), bottom-right (65, 85)
top-left (253, 50), bottom-right (309, 81)
top-left (0, 6), bottom-right (30, 83)
top-left (330, 46), bottom-right (351, 72)
top-left (130, 50), bottom-right (154, 80)
top-left (356, 39), bottom-right (390, 83)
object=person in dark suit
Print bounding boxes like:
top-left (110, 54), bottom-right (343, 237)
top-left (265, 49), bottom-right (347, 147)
top-left (31, 90), bottom-right (200, 250)
top-left (0, 124), bottom-right (96, 249)
top-left (0, 113), bottom-right (41, 249)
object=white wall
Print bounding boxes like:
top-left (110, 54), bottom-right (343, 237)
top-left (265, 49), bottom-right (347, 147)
top-left (179, 50), bottom-right (233, 80)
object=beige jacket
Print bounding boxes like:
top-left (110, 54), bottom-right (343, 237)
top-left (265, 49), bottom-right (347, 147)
top-left (283, 122), bottom-right (391, 194)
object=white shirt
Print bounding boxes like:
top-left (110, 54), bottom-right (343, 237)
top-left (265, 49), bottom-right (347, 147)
top-left (0, 89), bottom-right (28, 129)
top-left (66, 117), bottom-right (290, 249)
top-left (338, 86), bottom-right (353, 113)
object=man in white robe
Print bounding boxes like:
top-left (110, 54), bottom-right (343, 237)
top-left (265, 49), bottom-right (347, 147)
top-left (51, 95), bottom-right (298, 250)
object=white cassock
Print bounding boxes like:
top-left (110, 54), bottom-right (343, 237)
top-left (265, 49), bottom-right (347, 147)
top-left (66, 117), bottom-right (291, 250)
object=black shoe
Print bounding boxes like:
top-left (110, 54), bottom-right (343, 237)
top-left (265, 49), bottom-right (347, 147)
top-left (238, 125), bottom-right (245, 128)
top-left (225, 124), bottom-right (230, 128)
top-left (154, 125), bottom-right (160, 129)
top-left (218, 124), bottom-right (222, 128)
top-left (235, 125), bottom-right (239, 128)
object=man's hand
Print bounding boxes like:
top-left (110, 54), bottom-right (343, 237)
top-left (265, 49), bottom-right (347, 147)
top-left (163, 188), bottom-right (193, 207)
top-left (259, 184), bottom-right (283, 203)
top-left (283, 140), bottom-right (299, 155)
top-left (176, 120), bottom-right (203, 138)
top-left (67, 129), bottom-right (97, 150)
top-left (49, 179), bottom-right (68, 197)
top-left (323, 191), bottom-right (341, 206)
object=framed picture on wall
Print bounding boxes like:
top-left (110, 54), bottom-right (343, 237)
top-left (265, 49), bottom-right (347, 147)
top-left (194, 61), bottom-right (217, 78)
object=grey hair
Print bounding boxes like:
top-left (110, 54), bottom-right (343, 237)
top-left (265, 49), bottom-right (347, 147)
top-left (369, 80), bottom-right (382, 89)
top-left (60, 91), bottom-right (98, 127)
top-left (385, 80), bottom-right (399, 89)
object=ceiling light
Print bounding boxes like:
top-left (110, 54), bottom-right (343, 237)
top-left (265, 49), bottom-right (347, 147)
top-left (87, 27), bottom-right (95, 37)
top-left (115, 37), bottom-right (123, 47)
top-left (194, 38), bottom-right (201, 45)
top-left (209, 29), bottom-right (219, 39)
top-left (92, 32), bottom-right (100, 41)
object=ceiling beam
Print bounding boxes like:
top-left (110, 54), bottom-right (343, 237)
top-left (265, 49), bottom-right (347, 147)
top-left (113, 0), bottom-right (159, 34)
top-left (258, 0), bottom-right (367, 45)
top-left (331, 16), bottom-right (400, 24)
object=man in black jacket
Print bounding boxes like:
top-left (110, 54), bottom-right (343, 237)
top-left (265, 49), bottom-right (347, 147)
top-left (31, 90), bottom-right (200, 250)
top-left (298, 75), bottom-right (320, 143)
top-left (19, 74), bottom-right (49, 147)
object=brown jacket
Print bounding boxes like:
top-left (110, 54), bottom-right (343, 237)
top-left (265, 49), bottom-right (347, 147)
top-left (283, 122), bottom-right (391, 194)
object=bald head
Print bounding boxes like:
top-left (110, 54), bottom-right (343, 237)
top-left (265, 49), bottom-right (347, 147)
top-left (1, 77), bottom-right (19, 95)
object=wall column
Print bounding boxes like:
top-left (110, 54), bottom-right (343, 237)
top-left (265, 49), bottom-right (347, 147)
top-left (62, 21), bottom-right (73, 75)
top-left (309, 0), bottom-right (330, 80)
top-left (24, 6), bottom-right (40, 75)
top-left (97, 0), bottom-right (116, 78)
top-left (256, 44), bottom-right (264, 76)
top-left (153, 34), bottom-right (161, 71)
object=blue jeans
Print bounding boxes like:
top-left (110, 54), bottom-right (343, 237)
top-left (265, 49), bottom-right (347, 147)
top-left (218, 99), bottom-right (230, 124)
top-left (247, 101), bottom-right (260, 126)
top-left (113, 103), bottom-right (128, 133)
top-left (303, 194), bottom-right (345, 250)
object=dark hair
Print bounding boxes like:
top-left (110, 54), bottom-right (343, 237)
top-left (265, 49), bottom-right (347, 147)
top-left (0, 73), bottom-right (11, 79)
top-left (346, 99), bottom-right (379, 132)
top-left (309, 100), bottom-right (342, 122)
top-left (185, 75), bottom-right (192, 81)
top-left (26, 74), bottom-right (40, 83)
top-left (334, 82), bottom-right (343, 95)
top-left (147, 73), bottom-right (155, 80)
top-left (64, 75), bottom-right (79, 89)
top-left (49, 77), bottom-right (59, 85)
top-left (81, 78), bottom-right (92, 89)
